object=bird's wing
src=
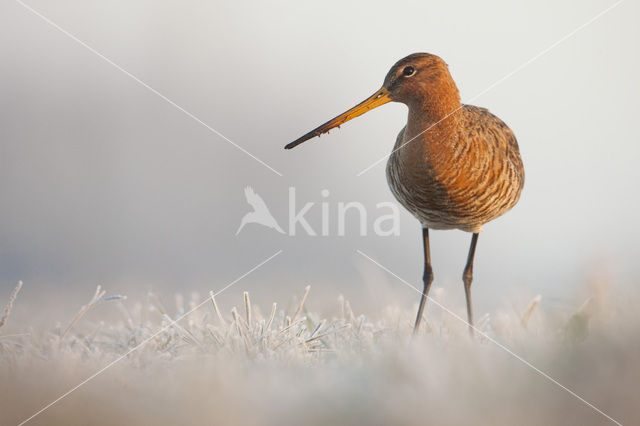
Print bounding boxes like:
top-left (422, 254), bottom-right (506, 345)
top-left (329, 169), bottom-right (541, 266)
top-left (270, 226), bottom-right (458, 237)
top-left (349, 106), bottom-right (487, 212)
top-left (463, 105), bottom-right (524, 187)
top-left (244, 186), bottom-right (271, 212)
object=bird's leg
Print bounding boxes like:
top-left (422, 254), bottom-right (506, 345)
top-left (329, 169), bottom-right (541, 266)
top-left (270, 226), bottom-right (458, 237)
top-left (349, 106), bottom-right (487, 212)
top-left (414, 227), bottom-right (434, 334)
top-left (463, 233), bottom-right (479, 336)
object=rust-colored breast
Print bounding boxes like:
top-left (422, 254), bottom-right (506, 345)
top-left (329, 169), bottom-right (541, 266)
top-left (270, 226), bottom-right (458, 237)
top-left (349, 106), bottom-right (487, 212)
top-left (386, 105), bottom-right (524, 232)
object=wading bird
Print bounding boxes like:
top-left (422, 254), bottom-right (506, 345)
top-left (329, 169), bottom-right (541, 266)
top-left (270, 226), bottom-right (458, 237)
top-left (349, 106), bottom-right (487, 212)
top-left (285, 53), bottom-right (524, 334)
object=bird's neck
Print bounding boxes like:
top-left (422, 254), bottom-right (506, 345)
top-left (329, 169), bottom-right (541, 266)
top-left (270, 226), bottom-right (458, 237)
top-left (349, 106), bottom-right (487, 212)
top-left (405, 82), bottom-right (462, 140)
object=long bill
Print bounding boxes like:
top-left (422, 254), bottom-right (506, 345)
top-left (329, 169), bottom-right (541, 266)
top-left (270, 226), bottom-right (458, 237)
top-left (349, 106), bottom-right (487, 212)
top-left (284, 87), bottom-right (392, 149)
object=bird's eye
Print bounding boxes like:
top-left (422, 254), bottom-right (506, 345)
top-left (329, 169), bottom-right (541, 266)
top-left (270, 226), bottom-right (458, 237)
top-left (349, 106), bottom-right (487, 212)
top-left (402, 66), bottom-right (416, 77)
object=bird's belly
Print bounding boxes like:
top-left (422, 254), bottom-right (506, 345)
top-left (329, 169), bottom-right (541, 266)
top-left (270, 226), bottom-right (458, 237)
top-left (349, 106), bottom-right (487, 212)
top-left (386, 164), bottom-right (478, 231)
top-left (385, 156), bottom-right (518, 233)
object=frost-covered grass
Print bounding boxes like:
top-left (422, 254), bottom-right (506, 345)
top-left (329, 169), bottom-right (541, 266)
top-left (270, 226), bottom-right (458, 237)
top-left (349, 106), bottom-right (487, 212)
top-left (0, 281), bottom-right (638, 425)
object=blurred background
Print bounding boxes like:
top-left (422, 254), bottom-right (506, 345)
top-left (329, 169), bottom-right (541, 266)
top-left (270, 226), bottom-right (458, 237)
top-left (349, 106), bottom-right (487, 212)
top-left (1, 0), bottom-right (639, 320)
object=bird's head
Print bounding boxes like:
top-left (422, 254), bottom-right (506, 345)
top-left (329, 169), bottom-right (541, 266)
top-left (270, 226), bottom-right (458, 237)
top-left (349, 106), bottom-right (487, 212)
top-left (284, 53), bottom-right (458, 150)
top-left (383, 53), bottom-right (456, 107)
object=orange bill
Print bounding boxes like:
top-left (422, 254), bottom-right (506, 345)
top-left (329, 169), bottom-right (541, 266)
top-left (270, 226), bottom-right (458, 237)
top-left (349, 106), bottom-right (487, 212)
top-left (284, 87), bottom-right (392, 149)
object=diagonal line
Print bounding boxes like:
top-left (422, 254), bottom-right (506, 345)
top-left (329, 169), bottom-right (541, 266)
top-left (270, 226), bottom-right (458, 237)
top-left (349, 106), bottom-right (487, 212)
top-left (15, 0), bottom-right (283, 177)
top-left (18, 249), bottom-right (283, 426)
top-left (356, 249), bottom-right (623, 426)
top-left (356, 0), bottom-right (624, 177)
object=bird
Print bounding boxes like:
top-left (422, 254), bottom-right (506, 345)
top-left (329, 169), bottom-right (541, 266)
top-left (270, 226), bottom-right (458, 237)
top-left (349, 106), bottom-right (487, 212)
top-left (284, 53), bottom-right (524, 335)
top-left (236, 186), bottom-right (285, 235)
